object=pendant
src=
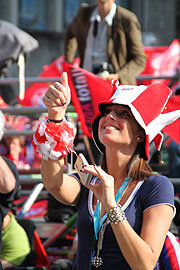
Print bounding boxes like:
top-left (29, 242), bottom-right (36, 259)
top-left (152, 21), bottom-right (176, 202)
top-left (91, 256), bottom-right (103, 268)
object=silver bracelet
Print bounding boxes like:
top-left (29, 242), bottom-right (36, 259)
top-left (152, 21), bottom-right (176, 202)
top-left (107, 204), bottom-right (126, 224)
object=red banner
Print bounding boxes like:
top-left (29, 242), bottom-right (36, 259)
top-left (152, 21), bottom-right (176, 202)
top-left (163, 94), bottom-right (180, 145)
top-left (63, 62), bottom-right (112, 137)
top-left (0, 96), bottom-right (8, 108)
top-left (140, 39), bottom-right (180, 91)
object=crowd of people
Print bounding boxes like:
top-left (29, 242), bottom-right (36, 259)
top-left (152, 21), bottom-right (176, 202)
top-left (0, 115), bottom-right (42, 171)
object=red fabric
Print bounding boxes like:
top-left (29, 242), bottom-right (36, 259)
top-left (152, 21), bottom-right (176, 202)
top-left (140, 39), bottom-right (180, 90)
top-left (33, 118), bottom-right (74, 159)
top-left (62, 62), bottom-right (112, 137)
top-left (34, 231), bottom-right (51, 268)
top-left (153, 133), bottom-right (163, 151)
top-left (164, 234), bottom-right (180, 269)
top-left (0, 96), bottom-right (8, 107)
top-left (15, 197), bottom-right (48, 218)
top-left (162, 94), bottom-right (180, 145)
top-left (131, 83), bottom-right (171, 126)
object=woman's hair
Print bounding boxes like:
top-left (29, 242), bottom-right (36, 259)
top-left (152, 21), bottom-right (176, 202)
top-left (101, 145), bottom-right (153, 181)
top-left (6, 136), bottom-right (25, 148)
top-left (127, 153), bottom-right (153, 181)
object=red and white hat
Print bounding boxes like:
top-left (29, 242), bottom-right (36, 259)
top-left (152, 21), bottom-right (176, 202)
top-left (92, 81), bottom-right (180, 160)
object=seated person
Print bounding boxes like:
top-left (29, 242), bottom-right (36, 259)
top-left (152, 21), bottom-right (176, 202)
top-left (5, 136), bottom-right (30, 170)
top-left (0, 212), bottom-right (30, 269)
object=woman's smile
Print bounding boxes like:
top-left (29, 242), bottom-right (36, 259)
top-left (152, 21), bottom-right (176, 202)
top-left (103, 124), bottom-right (120, 131)
top-left (98, 104), bottom-right (143, 149)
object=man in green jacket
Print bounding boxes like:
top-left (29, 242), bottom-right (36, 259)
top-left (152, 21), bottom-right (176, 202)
top-left (64, 0), bottom-right (146, 85)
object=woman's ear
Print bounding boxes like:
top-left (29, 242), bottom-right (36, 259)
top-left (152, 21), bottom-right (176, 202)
top-left (136, 132), bottom-right (145, 142)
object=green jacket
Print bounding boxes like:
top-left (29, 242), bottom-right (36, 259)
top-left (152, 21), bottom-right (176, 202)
top-left (64, 4), bottom-right (146, 85)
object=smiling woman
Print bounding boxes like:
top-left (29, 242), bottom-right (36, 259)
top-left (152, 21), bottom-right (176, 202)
top-left (34, 72), bottom-right (180, 270)
top-left (98, 104), bottom-right (145, 157)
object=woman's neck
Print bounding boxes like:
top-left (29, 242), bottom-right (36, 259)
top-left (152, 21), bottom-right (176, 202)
top-left (106, 149), bottom-right (131, 183)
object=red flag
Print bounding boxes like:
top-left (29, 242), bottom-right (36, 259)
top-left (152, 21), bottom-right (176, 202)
top-left (63, 62), bottom-right (112, 137)
top-left (140, 45), bottom-right (168, 85)
top-left (140, 39), bottom-right (180, 89)
top-left (0, 96), bottom-right (8, 108)
top-left (163, 94), bottom-right (180, 144)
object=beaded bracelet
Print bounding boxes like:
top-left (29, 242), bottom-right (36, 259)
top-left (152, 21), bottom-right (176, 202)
top-left (107, 204), bottom-right (126, 224)
top-left (32, 117), bottom-right (75, 160)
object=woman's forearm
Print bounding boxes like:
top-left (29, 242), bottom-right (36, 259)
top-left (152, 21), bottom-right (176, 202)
top-left (111, 221), bottom-right (156, 270)
top-left (41, 158), bottom-right (80, 205)
top-left (109, 205), bottom-right (173, 270)
top-left (41, 158), bottom-right (64, 192)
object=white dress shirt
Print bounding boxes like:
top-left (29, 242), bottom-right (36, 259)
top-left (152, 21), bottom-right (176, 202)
top-left (83, 3), bottom-right (116, 73)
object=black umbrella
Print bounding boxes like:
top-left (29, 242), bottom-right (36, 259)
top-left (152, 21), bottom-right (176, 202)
top-left (0, 20), bottom-right (39, 103)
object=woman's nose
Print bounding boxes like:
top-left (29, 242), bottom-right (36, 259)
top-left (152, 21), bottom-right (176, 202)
top-left (106, 111), bottom-right (115, 120)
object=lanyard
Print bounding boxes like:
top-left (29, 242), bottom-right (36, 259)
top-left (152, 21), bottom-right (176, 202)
top-left (93, 176), bottom-right (130, 240)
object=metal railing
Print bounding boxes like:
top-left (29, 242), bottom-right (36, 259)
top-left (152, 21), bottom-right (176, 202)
top-left (1, 106), bottom-right (75, 137)
top-left (0, 74), bottom-right (179, 85)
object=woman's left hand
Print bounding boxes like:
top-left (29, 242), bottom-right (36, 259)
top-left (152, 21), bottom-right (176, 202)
top-left (82, 165), bottom-right (117, 211)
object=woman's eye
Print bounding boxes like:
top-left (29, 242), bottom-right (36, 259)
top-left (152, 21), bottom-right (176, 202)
top-left (104, 107), bottom-right (130, 118)
top-left (104, 108), bottom-right (111, 115)
top-left (117, 110), bottom-right (130, 117)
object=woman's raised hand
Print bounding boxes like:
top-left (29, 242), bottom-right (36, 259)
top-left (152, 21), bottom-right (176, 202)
top-left (82, 165), bottom-right (117, 212)
top-left (42, 72), bottom-right (71, 120)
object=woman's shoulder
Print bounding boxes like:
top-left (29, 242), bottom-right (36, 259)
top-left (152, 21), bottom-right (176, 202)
top-left (139, 174), bottom-right (175, 209)
top-left (144, 174), bottom-right (173, 187)
top-left (141, 174), bottom-right (174, 195)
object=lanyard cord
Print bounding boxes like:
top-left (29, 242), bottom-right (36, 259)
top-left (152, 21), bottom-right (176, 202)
top-left (94, 177), bottom-right (132, 258)
top-left (93, 176), bottom-right (130, 240)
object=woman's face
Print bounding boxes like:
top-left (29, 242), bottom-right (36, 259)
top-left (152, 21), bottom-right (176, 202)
top-left (98, 104), bottom-right (144, 152)
top-left (7, 137), bottom-right (22, 154)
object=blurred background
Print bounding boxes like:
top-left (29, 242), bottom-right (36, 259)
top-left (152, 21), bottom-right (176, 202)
top-left (0, 0), bottom-right (179, 90)
top-left (0, 2), bottom-right (180, 266)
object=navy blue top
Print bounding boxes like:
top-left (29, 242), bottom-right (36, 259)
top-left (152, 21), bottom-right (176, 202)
top-left (71, 173), bottom-right (174, 270)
